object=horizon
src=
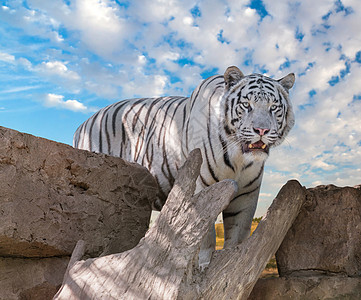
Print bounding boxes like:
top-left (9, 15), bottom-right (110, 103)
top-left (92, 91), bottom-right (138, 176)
top-left (0, 0), bottom-right (360, 217)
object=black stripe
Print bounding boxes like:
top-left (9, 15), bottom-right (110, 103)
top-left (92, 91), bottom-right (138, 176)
top-left (237, 85), bottom-right (246, 99)
top-left (200, 174), bottom-right (210, 187)
top-left (157, 97), bottom-right (180, 146)
top-left (185, 107), bottom-right (192, 153)
top-left (104, 113), bottom-right (111, 153)
top-left (223, 211), bottom-right (241, 218)
top-left (144, 143), bottom-right (154, 170)
top-left (98, 105), bottom-right (113, 153)
top-left (243, 161), bottom-right (253, 170)
top-left (153, 175), bottom-right (167, 210)
top-left (141, 100), bottom-right (170, 163)
top-left (160, 99), bottom-right (178, 186)
top-left (263, 82), bottom-right (275, 89)
top-left (224, 188), bottom-right (260, 218)
top-left (144, 98), bottom-right (164, 128)
top-left (88, 110), bottom-right (101, 152)
top-left (225, 95), bottom-right (230, 116)
top-left (203, 142), bottom-right (219, 182)
top-left (145, 98), bottom-right (169, 143)
top-left (74, 123), bottom-right (85, 148)
top-left (205, 75), bottom-right (223, 88)
top-left (146, 100), bottom-right (167, 135)
top-left (182, 103), bottom-right (187, 129)
top-left (224, 123), bottom-right (234, 135)
top-left (134, 126), bottom-right (145, 162)
top-left (243, 166), bottom-right (264, 188)
top-left (143, 129), bottom-right (156, 166)
top-left (229, 186), bottom-right (260, 204)
top-left (80, 117), bottom-right (93, 149)
top-left (167, 97), bottom-right (186, 133)
top-left (264, 85), bottom-right (276, 92)
top-left (112, 100), bottom-right (130, 136)
top-left (189, 75), bottom-right (222, 112)
top-left (161, 138), bottom-right (175, 188)
top-left (181, 107), bottom-right (189, 159)
top-left (218, 134), bottom-right (235, 172)
top-left (120, 123), bottom-right (126, 157)
top-left (132, 102), bottom-right (148, 132)
top-left (190, 79), bottom-right (207, 111)
top-left (123, 98), bottom-right (147, 131)
top-left (99, 114), bottom-right (103, 153)
top-left (134, 98), bottom-right (164, 161)
top-left (181, 98), bottom-right (189, 158)
top-left (207, 86), bottom-right (223, 163)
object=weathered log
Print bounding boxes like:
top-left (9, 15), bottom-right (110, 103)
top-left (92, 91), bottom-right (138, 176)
top-left (55, 149), bottom-right (307, 299)
top-left (198, 180), bottom-right (306, 299)
top-left (54, 149), bottom-right (237, 299)
top-left (60, 240), bottom-right (85, 286)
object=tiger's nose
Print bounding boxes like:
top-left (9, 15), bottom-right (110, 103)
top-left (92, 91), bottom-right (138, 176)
top-left (253, 127), bottom-right (270, 136)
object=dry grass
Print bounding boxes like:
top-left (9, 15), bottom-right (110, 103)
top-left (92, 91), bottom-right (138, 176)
top-left (215, 222), bottom-right (278, 278)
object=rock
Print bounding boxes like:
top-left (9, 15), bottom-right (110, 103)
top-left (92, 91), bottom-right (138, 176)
top-left (249, 276), bottom-right (361, 300)
top-left (0, 126), bottom-right (159, 299)
top-left (250, 184), bottom-right (361, 299)
top-left (0, 257), bottom-right (69, 300)
top-left (0, 126), bottom-right (158, 258)
top-left (276, 184), bottom-right (361, 277)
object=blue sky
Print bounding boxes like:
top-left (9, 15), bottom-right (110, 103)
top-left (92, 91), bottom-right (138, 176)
top-left (1, 0), bottom-right (361, 216)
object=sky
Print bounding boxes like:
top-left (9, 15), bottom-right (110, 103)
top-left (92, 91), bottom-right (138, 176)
top-left (0, 0), bottom-right (360, 217)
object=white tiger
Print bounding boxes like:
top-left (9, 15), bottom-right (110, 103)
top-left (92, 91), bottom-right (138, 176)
top-left (74, 66), bottom-right (295, 268)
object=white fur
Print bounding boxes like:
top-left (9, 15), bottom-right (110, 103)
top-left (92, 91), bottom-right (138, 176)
top-left (74, 67), bottom-right (295, 269)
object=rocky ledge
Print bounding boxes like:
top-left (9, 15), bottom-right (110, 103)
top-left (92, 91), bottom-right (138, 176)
top-left (0, 126), bottom-right (159, 299)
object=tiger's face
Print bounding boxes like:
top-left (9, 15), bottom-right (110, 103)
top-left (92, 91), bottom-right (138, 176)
top-left (223, 66), bottom-right (295, 158)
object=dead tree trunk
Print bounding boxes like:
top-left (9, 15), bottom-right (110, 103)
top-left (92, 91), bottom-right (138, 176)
top-left (198, 180), bottom-right (306, 299)
top-left (55, 149), bottom-right (306, 299)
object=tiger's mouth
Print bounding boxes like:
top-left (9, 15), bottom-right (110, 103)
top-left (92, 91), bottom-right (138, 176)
top-left (243, 141), bottom-right (269, 154)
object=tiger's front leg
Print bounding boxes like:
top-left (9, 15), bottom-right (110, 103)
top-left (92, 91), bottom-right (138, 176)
top-left (222, 188), bottom-right (260, 248)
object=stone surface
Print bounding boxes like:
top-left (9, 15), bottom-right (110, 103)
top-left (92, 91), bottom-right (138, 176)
top-left (276, 184), bottom-right (361, 277)
top-left (249, 276), bottom-right (361, 300)
top-left (0, 257), bottom-right (69, 300)
top-left (0, 126), bottom-right (158, 258)
top-left (0, 126), bottom-right (159, 299)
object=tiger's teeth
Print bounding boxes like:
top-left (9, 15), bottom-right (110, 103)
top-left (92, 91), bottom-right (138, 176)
top-left (261, 144), bottom-right (266, 149)
top-left (249, 144), bottom-right (253, 149)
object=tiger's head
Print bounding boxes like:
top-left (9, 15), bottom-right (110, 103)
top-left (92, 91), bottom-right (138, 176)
top-left (222, 66), bottom-right (295, 159)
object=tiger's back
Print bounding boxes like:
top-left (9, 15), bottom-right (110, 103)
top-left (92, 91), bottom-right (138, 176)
top-left (74, 75), bottom-right (225, 203)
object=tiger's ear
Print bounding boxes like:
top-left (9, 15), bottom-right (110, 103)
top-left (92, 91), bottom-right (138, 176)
top-left (278, 73), bottom-right (295, 90)
top-left (224, 66), bottom-right (244, 89)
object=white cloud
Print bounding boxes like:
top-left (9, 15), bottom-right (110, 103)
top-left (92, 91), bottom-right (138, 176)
top-left (0, 51), bottom-right (15, 63)
top-left (0, 85), bottom-right (41, 94)
top-left (18, 57), bottom-right (32, 69)
top-left (43, 93), bottom-right (95, 112)
top-left (122, 73), bottom-right (169, 98)
top-left (66, 0), bottom-right (127, 59)
top-left (39, 61), bottom-right (80, 81)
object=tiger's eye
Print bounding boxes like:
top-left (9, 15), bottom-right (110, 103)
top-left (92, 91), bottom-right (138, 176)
top-left (242, 102), bottom-right (250, 108)
top-left (270, 104), bottom-right (278, 111)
